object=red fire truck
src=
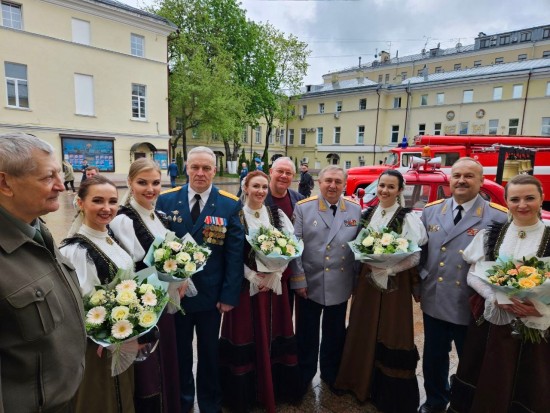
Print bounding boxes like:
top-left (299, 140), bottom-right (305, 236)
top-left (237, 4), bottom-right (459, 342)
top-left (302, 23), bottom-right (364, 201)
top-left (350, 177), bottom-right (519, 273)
top-left (345, 135), bottom-right (550, 203)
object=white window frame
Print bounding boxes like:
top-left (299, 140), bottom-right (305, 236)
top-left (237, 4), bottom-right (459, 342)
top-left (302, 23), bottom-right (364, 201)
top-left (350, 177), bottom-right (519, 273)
top-left (316, 127), bottom-right (323, 145)
top-left (1, 1), bottom-right (22, 29)
top-left (318, 103), bottom-right (324, 114)
top-left (131, 33), bottom-right (145, 57)
top-left (345, 161), bottom-right (351, 169)
top-left (279, 128), bottom-right (285, 145)
top-left (71, 18), bottom-right (90, 45)
top-left (301, 105), bottom-right (307, 116)
top-left (463, 90), bottom-right (473, 103)
top-left (512, 84), bottom-right (523, 99)
top-left (488, 119), bottom-right (499, 135)
top-left (241, 128), bottom-right (247, 143)
top-left (493, 87), bottom-right (503, 100)
top-left (357, 125), bottom-right (365, 144)
top-left (255, 126), bottom-right (261, 144)
top-left (546, 82), bottom-right (550, 96)
top-left (542, 117), bottom-right (550, 137)
top-left (509, 119), bottom-right (519, 135)
top-left (5, 61), bottom-right (28, 108)
top-left (336, 101), bottom-right (342, 112)
top-left (436, 93), bottom-right (444, 105)
top-left (131, 83), bottom-right (146, 119)
top-left (359, 98), bottom-right (366, 110)
top-left (418, 124), bottom-right (426, 136)
top-left (420, 94), bottom-right (428, 106)
top-left (334, 126), bottom-right (341, 144)
top-left (434, 122), bottom-right (442, 135)
top-left (74, 73), bottom-right (94, 116)
top-left (391, 125), bottom-right (399, 143)
top-left (300, 128), bottom-right (306, 145)
top-left (459, 122), bottom-right (469, 135)
top-left (288, 129), bottom-right (294, 145)
top-left (495, 57), bottom-right (504, 64)
top-left (393, 97), bottom-right (401, 108)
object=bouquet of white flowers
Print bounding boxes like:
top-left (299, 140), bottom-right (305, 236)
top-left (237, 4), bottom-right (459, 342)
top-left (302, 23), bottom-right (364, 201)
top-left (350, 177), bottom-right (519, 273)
top-left (83, 268), bottom-right (169, 375)
top-left (348, 227), bottom-right (420, 289)
top-left (143, 231), bottom-right (211, 312)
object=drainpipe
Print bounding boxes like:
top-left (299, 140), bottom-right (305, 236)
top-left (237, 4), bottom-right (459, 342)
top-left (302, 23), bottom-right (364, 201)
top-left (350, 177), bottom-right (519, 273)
top-left (519, 70), bottom-right (532, 135)
top-left (404, 82), bottom-right (412, 143)
top-left (373, 84), bottom-right (382, 164)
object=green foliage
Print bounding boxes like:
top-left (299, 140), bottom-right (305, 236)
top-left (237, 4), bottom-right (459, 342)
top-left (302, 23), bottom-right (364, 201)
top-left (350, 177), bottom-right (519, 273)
top-left (176, 152), bottom-right (183, 177)
top-left (262, 150), bottom-right (269, 174)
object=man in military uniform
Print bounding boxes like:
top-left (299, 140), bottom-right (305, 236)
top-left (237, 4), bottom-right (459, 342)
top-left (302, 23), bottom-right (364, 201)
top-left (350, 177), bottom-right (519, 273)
top-left (156, 146), bottom-right (244, 413)
top-left (418, 157), bottom-right (507, 413)
top-left (290, 165), bottom-right (361, 395)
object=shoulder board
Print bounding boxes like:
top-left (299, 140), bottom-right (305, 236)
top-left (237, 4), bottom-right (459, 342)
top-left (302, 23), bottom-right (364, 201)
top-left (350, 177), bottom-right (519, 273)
top-left (343, 196), bottom-right (360, 205)
top-left (425, 199), bottom-right (445, 208)
top-left (297, 195), bottom-right (318, 205)
top-left (219, 190), bottom-right (239, 201)
top-left (160, 186), bottom-right (181, 195)
top-left (489, 202), bottom-right (508, 213)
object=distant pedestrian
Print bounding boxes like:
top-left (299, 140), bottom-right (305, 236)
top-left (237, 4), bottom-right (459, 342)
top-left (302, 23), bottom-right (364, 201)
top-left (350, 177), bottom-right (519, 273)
top-left (85, 166), bottom-right (99, 179)
top-left (254, 157), bottom-right (263, 171)
top-left (298, 163), bottom-right (314, 198)
top-left (80, 159), bottom-right (89, 182)
top-left (237, 162), bottom-right (248, 197)
top-left (167, 159), bottom-right (179, 188)
top-left (63, 160), bottom-right (76, 193)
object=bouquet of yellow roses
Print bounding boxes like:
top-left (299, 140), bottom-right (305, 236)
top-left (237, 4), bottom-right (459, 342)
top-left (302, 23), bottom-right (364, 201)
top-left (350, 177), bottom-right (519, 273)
top-left (83, 268), bottom-right (169, 375)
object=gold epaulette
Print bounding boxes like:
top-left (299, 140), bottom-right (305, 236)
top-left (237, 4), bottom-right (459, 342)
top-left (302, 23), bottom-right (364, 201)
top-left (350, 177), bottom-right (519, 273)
top-left (160, 186), bottom-right (181, 195)
top-left (343, 196), bottom-right (360, 205)
top-left (219, 189), bottom-right (239, 201)
top-left (297, 195), bottom-right (318, 205)
top-left (425, 199), bottom-right (445, 207)
top-left (489, 202), bottom-right (508, 213)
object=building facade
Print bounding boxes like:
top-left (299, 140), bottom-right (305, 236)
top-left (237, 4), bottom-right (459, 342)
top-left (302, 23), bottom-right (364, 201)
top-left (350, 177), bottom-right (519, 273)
top-left (1, 0), bottom-right (174, 176)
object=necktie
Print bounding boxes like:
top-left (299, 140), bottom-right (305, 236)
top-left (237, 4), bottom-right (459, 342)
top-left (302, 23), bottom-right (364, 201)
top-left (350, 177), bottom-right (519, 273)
top-left (330, 205), bottom-right (338, 216)
top-left (191, 194), bottom-right (202, 223)
top-left (454, 205), bottom-right (463, 225)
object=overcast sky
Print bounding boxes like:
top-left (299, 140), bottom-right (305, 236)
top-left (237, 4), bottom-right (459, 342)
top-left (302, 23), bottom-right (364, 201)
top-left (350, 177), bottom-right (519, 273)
top-left (123, 0), bottom-right (549, 85)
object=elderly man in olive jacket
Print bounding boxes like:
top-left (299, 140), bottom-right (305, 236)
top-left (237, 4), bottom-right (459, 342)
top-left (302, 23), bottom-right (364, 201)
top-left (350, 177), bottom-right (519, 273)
top-left (0, 133), bottom-right (86, 413)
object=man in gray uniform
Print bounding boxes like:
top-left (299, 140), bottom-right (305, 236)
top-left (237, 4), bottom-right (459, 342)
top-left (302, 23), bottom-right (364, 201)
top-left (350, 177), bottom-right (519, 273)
top-left (290, 165), bottom-right (362, 395)
top-left (417, 157), bottom-right (507, 413)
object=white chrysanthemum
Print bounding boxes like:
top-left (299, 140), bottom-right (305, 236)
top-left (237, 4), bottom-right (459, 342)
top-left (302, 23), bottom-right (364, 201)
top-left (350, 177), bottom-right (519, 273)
top-left (86, 306), bottom-right (106, 325)
top-left (111, 305), bottom-right (130, 321)
top-left (89, 289), bottom-right (107, 306)
top-left (380, 233), bottom-right (394, 246)
top-left (193, 251), bottom-right (205, 263)
top-left (286, 245), bottom-right (296, 256)
top-left (257, 234), bottom-right (267, 242)
top-left (168, 241), bottom-right (183, 252)
top-left (139, 283), bottom-right (155, 294)
top-left (272, 229), bottom-right (282, 237)
top-left (362, 236), bottom-right (375, 247)
top-left (111, 319), bottom-right (133, 340)
top-left (153, 248), bottom-right (166, 262)
top-left (184, 262), bottom-right (197, 273)
top-left (373, 246), bottom-right (385, 255)
top-left (141, 291), bottom-right (158, 307)
top-left (175, 252), bottom-right (191, 264)
top-left (273, 246), bottom-right (282, 255)
top-left (396, 238), bottom-right (409, 251)
top-left (116, 290), bottom-right (137, 306)
top-left (116, 279), bottom-right (137, 293)
top-left (138, 311), bottom-right (157, 328)
top-left (163, 259), bottom-right (178, 273)
top-left (276, 238), bottom-right (287, 247)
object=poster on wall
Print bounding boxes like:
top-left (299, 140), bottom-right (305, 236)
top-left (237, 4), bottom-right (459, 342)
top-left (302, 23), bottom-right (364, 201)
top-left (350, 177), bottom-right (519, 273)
top-left (61, 136), bottom-right (115, 172)
top-left (153, 150), bottom-right (168, 169)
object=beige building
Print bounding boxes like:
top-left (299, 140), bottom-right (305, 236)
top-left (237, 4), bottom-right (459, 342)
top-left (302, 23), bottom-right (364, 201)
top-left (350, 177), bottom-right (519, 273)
top-left (0, 0), bottom-right (174, 177)
top-left (285, 24), bottom-right (550, 170)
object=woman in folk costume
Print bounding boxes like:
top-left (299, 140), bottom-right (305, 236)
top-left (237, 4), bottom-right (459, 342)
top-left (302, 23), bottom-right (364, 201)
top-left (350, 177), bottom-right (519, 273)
top-left (335, 169), bottom-right (427, 413)
top-left (219, 170), bottom-right (301, 412)
top-left (61, 175), bottom-right (144, 413)
top-left (449, 174), bottom-right (550, 413)
top-left (110, 158), bottom-right (182, 413)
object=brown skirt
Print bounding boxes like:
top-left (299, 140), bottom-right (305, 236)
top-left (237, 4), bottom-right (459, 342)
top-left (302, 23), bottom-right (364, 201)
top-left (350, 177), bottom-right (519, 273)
top-left (335, 267), bottom-right (419, 413)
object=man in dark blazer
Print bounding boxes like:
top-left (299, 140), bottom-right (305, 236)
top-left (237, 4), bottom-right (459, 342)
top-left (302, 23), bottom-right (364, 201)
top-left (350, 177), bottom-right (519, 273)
top-left (417, 158), bottom-right (507, 413)
top-left (156, 146), bottom-right (244, 413)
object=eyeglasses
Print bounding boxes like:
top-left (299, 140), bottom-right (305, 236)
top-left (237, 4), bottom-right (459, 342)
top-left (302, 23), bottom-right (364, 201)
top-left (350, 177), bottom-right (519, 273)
top-left (274, 169), bottom-right (294, 177)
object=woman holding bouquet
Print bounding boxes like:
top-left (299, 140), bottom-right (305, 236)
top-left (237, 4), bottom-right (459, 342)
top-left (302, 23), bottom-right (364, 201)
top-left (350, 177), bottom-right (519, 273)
top-left (219, 170), bottom-right (301, 413)
top-left (335, 169), bottom-right (427, 413)
top-left (61, 175), bottom-right (144, 412)
top-left (110, 158), bottom-right (182, 413)
top-left (449, 174), bottom-right (550, 413)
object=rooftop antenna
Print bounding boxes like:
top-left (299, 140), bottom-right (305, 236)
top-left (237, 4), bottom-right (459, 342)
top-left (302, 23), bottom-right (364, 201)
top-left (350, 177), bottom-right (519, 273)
top-left (358, 56), bottom-right (362, 68)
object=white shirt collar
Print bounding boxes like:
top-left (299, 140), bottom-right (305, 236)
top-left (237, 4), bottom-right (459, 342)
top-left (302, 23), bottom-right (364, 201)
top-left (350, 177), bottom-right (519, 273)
top-left (188, 185), bottom-right (212, 205)
top-left (452, 194), bottom-right (479, 213)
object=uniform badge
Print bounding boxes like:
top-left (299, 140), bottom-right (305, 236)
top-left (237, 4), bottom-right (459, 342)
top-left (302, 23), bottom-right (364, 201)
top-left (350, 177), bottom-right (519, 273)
top-left (344, 219), bottom-right (357, 227)
top-left (428, 224), bottom-right (440, 232)
top-left (467, 228), bottom-right (479, 236)
top-left (313, 220), bottom-right (318, 227)
top-left (203, 216), bottom-right (227, 245)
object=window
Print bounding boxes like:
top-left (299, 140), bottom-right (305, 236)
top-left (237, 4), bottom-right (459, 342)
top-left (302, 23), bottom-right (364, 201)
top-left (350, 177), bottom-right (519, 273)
top-left (336, 101), bottom-right (342, 112)
top-left (279, 128), bottom-right (285, 145)
top-left (480, 38), bottom-right (490, 48)
top-left (359, 98), bottom-right (366, 110)
top-left (518, 54), bottom-right (527, 61)
top-left (318, 103), bottom-right (324, 114)
top-left (131, 34), bottom-right (144, 57)
top-left (241, 128), bottom-right (247, 143)
top-left (500, 34), bottom-right (511, 45)
top-left (316, 127), bottom-right (323, 145)
top-left (508, 119), bottom-right (519, 135)
top-left (378, 74), bottom-right (383, 83)
top-left (4, 62), bottom-right (28, 108)
top-left (384, 74), bottom-right (389, 83)
top-left (435, 66), bottom-right (443, 73)
top-left (391, 125), bottom-right (399, 143)
top-left (268, 131), bottom-right (274, 144)
top-left (544, 51), bottom-right (550, 58)
top-left (393, 97), bottom-right (401, 108)
top-left (459, 122), bottom-right (469, 135)
top-left (359, 158), bottom-right (365, 167)
top-left (434, 122), bottom-right (442, 135)
top-left (357, 125), bottom-right (365, 144)
top-left (1, 1), bottom-right (22, 29)
top-left (420, 94), bottom-right (428, 106)
top-left (300, 128), bottom-right (306, 145)
top-left (544, 28), bottom-right (550, 39)
top-left (512, 84), bottom-right (523, 99)
top-left (74, 74), bottom-right (94, 116)
top-left (454, 63), bottom-right (462, 71)
top-left (288, 129), bottom-right (294, 145)
top-left (488, 119), bottom-right (499, 135)
top-left (72, 18), bottom-right (90, 45)
top-left (542, 118), bottom-right (550, 136)
top-left (436, 92), bottom-right (444, 105)
top-left (463, 90), bottom-right (473, 103)
top-left (131, 84), bottom-right (146, 119)
top-left (345, 161), bottom-right (351, 169)
top-left (418, 124), bottom-right (426, 136)
top-left (255, 126), bottom-right (261, 144)
top-left (301, 105), bottom-right (307, 116)
top-left (495, 57), bottom-right (504, 64)
top-left (334, 127), bottom-right (341, 144)
top-left (547, 82), bottom-right (550, 96)
top-left (520, 31), bottom-right (532, 42)
top-left (473, 60), bottom-right (482, 67)
top-left (401, 72), bottom-right (407, 80)
top-left (417, 69), bottom-right (423, 76)
top-left (493, 86), bottom-right (503, 100)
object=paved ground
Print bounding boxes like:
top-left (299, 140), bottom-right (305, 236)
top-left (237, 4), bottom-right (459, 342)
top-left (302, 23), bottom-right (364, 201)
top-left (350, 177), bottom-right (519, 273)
top-left (46, 174), bottom-right (458, 413)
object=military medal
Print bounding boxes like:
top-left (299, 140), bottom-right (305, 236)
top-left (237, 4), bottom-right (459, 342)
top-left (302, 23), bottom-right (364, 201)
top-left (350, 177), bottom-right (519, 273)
top-left (381, 209), bottom-right (386, 217)
top-left (106, 236), bottom-right (114, 245)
